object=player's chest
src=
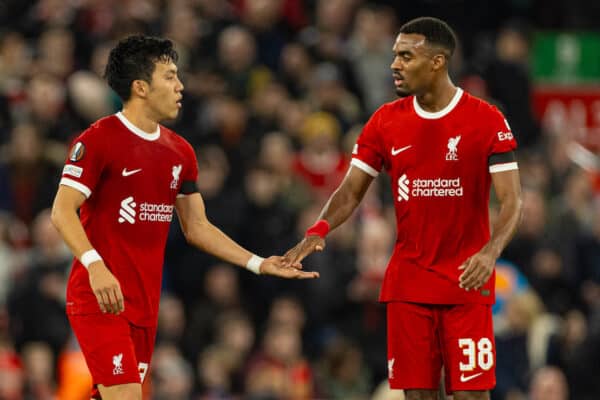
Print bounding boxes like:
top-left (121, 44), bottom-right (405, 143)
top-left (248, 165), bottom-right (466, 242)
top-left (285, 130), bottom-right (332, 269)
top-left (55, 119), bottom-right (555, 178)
top-left (104, 142), bottom-right (186, 198)
top-left (382, 119), bottom-right (486, 175)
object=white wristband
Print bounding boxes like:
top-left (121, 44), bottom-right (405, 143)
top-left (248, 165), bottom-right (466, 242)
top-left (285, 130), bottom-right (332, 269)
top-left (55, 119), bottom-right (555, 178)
top-left (246, 254), bottom-right (263, 275)
top-left (80, 249), bottom-right (102, 269)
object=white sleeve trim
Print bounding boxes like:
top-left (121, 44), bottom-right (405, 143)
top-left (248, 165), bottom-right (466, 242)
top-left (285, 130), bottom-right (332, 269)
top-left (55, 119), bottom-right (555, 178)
top-left (351, 158), bottom-right (379, 177)
top-left (60, 177), bottom-right (92, 198)
top-left (489, 162), bottom-right (519, 173)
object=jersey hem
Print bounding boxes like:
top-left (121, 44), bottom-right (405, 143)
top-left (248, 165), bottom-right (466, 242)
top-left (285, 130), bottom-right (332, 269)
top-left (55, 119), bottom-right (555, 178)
top-left (489, 162), bottom-right (518, 173)
top-left (60, 177), bottom-right (92, 198)
top-left (351, 158), bottom-right (379, 177)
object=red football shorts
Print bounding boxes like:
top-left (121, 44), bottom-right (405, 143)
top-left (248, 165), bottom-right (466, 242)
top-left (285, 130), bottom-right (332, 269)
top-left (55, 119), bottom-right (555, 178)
top-left (386, 301), bottom-right (496, 393)
top-left (68, 313), bottom-right (156, 394)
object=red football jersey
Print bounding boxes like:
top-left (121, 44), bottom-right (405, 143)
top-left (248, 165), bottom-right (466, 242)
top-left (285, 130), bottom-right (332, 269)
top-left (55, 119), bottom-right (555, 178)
top-left (351, 89), bottom-right (518, 305)
top-left (60, 113), bottom-right (198, 326)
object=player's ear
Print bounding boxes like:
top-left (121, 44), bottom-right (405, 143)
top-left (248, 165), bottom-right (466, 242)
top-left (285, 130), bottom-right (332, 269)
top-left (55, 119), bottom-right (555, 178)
top-left (431, 53), bottom-right (447, 72)
top-left (131, 79), bottom-right (150, 98)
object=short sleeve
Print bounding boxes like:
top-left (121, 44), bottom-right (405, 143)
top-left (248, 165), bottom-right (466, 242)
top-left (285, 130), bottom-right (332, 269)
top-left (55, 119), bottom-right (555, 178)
top-left (488, 106), bottom-right (518, 174)
top-left (351, 108), bottom-right (385, 177)
top-left (177, 140), bottom-right (199, 196)
top-left (60, 128), bottom-right (106, 198)
top-left (488, 107), bottom-right (517, 155)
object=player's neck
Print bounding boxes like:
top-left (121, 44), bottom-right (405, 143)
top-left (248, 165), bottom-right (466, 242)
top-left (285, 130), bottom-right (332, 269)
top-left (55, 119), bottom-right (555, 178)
top-left (121, 103), bottom-right (160, 133)
top-left (415, 76), bottom-right (457, 113)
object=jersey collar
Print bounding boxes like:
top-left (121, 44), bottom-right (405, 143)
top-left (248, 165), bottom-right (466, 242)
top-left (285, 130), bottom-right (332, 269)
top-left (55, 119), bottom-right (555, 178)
top-left (413, 87), bottom-right (463, 120)
top-left (116, 112), bottom-right (161, 141)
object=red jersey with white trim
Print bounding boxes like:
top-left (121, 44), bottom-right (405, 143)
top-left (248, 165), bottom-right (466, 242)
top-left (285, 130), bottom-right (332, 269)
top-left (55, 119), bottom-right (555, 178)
top-left (351, 89), bottom-right (517, 305)
top-left (60, 113), bottom-right (198, 326)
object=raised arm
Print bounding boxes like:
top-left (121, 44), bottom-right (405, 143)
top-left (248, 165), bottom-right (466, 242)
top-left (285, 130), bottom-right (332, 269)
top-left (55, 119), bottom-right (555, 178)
top-left (283, 166), bottom-right (374, 265)
top-left (459, 168), bottom-right (522, 290)
top-left (175, 192), bottom-right (319, 279)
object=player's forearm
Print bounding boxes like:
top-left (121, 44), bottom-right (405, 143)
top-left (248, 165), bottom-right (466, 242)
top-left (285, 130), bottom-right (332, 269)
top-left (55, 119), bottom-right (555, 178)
top-left (186, 222), bottom-right (254, 267)
top-left (484, 196), bottom-right (522, 259)
top-left (319, 185), bottom-right (362, 231)
top-left (50, 204), bottom-right (95, 260)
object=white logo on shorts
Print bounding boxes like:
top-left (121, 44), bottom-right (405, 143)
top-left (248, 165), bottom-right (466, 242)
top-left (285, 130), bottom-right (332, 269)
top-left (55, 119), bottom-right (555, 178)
top-left (460, 372), bottom-right (483, 382)
top-left (138, 362), bottom-right (149, 382)
top-left (112, 353), bottom-right (124, 375)
top-left (388, 358), bottom-right (395, 379)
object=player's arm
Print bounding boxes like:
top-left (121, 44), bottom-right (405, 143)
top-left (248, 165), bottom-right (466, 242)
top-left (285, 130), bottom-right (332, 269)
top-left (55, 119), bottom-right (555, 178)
top-left (319, 166), bottom-right (374, 228)
top-left (459, 165), bottom-right (522, 290)
top-left (51, 186), bottom-right (124, 314)
top-left (283, 166), bottom-right (374, 265)
top-left (174, 193), bottom-right (318, 279)
top-left (485, 168), bottom-right (522, 258)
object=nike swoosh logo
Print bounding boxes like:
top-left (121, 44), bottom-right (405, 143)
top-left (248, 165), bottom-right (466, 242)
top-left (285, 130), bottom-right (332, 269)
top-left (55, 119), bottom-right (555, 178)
top-left (391, 145), bottom-right (412, 156)
top-left (122, 168), bottom-right (142, 177)
top-left (460, 372), bottom-right (483, 382)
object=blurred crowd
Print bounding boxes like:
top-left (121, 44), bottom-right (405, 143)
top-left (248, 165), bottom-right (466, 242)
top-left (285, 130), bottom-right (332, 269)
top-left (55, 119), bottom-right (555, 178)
top-left (0, 0), bottom-right (599, 399)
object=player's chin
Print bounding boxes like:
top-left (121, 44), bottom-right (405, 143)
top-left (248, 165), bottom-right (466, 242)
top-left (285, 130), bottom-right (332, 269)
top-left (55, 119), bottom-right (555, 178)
top-left (395, 87), bottom-right (411, 98)
top-left (167, 108), bottom-right (180, 120)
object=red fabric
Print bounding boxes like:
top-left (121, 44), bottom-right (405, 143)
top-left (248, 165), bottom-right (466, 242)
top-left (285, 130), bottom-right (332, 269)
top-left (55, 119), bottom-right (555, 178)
top-left (352, 90), bottom-right (517, 305)
top-left (62, 114), bottom-right (198, 326)
top-left (68, 313), bottom-right (155, 391)
top-left (305, 219), bottom-right (330, 238)
top-left (387, 302), bottom-right (496, 393)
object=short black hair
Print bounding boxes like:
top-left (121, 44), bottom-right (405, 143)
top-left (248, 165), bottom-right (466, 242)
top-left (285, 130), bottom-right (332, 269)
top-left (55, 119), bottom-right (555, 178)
top-left (104, 35), bottom-right (178, 102)
top-left (399, 17), bottom-right (457, 56)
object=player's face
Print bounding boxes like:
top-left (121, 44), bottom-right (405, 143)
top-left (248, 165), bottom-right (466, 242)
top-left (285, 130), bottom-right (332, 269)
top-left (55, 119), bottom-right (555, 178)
top-left (147, 61), bottom-right (184, 120)
top-left (390, 33), bottom-right (438, 97)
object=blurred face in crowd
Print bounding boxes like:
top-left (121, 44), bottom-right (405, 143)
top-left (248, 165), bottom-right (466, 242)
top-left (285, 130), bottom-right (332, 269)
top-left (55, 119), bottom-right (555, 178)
top-left (37, 28), bottom-right (74, 78)
top-left (391, 33), bottom-right (448, 97)
top-left (10, 123), bottom-right (42, 164)
top-left (317, 0), bottom-right (355, 34)
top-left (529, 367), bottom-right (568, 400)
top-left (218, 26), bottom-right (256, 72)
top-left (265, 324), bottom-right (302, 364)
top-left (27, 74), bottom-right (66, 121)
top-left (137, 60), bottom-right (183, 121)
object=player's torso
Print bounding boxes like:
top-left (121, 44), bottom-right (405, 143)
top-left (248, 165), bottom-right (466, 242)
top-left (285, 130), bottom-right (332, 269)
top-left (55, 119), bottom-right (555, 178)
top-left (82, 129), bottom-right (186, 244)
top-left (381, 96), bottom-right (492, 259)
top-left (383, 112), bottom-right (489, 201)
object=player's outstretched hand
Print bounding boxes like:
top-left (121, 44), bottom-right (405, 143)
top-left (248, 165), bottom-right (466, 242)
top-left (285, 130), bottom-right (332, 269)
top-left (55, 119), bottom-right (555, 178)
top-left (260, 256), bottom-right (320, 279)
top-left (458, 248), bottom-right (497, 291)
top-left (88, 261), bottom-right (125, 314)
top-left (282, 236), bottom-right (325, 267)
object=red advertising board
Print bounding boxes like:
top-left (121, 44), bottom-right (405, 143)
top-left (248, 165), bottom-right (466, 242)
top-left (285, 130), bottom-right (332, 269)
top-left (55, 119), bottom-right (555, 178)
top-left (532, 85), bottom-right (600, 150)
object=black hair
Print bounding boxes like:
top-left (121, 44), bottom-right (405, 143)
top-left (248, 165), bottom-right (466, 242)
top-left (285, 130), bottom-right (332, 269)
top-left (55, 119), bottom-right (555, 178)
top-left (399, 17), bottom-right (457, 57)
top-left (104, 35), bottom-right (178, 102)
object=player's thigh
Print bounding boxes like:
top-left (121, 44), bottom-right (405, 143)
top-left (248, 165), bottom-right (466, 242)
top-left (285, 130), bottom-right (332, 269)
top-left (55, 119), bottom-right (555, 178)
top-left (97, 382), bottom-right (142, 400)
top-left (405, 389), bottom-right (440, 400)
top-left (129, 324), bottom-right (156, 383)
top-left (439, 304), bottom-right (495, 393)
top-left (68, 313), bottom-right (142, 386)
top-left (387, 301), bottom-right (443, 390)
top-left (453, 390), bottom-right (489, 400)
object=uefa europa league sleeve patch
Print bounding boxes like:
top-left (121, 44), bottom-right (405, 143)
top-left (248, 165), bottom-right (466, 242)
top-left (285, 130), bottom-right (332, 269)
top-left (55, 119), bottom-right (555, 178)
top-left (69, 142), bottom-right (86, 162)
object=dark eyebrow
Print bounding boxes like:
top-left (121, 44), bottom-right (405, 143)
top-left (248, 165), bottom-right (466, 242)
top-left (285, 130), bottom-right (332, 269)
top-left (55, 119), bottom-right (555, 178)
top-left (395, 50), bottom-right (413, 57)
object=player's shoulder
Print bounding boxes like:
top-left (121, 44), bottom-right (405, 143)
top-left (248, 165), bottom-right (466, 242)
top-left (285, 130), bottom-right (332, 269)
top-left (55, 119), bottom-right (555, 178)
top-left (376, 96), bottom-right (414, 116)
top-left (460, 91), bottom-right (504, 118)
top-left (159, 125), bottom-right (195, 153)
top-left (76, 114), bottom-right (120, 142)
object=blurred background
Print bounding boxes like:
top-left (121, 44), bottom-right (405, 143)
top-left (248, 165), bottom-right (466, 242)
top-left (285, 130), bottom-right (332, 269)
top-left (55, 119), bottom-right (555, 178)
top-left (0, 0), bottom-right (599, 399)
